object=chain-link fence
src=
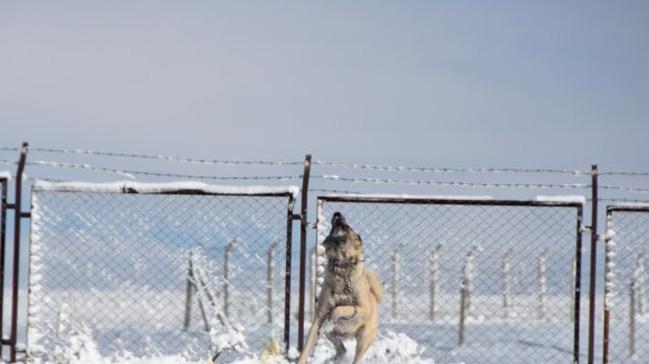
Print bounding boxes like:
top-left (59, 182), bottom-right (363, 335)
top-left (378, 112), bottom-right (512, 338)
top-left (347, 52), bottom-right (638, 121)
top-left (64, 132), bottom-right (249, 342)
top-left (603, 205), bottom-right (649, 363)
top-left (312, 195), bottom-right (584, 364)
top-left (27, 181), bottom-right (297, 363)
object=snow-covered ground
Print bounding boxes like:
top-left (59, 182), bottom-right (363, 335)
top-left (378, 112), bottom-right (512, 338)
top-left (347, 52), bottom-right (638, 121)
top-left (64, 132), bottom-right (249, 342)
top-left (28, 331), bottom-right (435, 364)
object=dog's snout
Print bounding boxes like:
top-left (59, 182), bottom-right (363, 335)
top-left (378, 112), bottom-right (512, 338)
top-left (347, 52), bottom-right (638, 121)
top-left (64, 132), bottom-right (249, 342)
top-left (332, 212), bottom-right (346, 226)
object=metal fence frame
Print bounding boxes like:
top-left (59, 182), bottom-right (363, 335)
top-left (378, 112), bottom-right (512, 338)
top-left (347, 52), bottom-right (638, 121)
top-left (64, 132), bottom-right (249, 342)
top-left (603, 204), bottom-right (649, 364)
top-left (26, 182), bottom-right (298, 358)
top-left (0, 175), bottom-right (8, 356)
top-left (308, 194), bottom-right (585, 363)
top-left (0, 143), bottom-right (29, 363)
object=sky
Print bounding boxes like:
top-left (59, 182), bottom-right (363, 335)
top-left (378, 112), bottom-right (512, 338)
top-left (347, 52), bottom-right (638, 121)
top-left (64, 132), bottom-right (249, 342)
top-left (1, 1), bottom-right (648, 171)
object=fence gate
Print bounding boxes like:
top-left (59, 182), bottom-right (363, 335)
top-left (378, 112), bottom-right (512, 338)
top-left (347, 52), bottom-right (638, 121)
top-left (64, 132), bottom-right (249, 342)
top-left (603, 204), bottom-right (649, 363)
top-left (311, 194), bottom-right (584, 364)
top-left (27, 180), bottom-right (297, 363)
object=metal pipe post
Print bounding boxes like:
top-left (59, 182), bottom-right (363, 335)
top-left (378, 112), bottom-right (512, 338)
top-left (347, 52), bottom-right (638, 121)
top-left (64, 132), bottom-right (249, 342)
top-left (574, 206), bottom-right (583, 364)
top-left (0, 178), bottom-right (7, 348)
top-left (629, 280), bottom-right (636, 357)
top-left (297, 154), bottom-right (311, 352)
top-left (224, 239), bottom-right (236, 319)
top-left (459, 278), bottom-right (467, 346)
top-left (267, 238), bottom-right (279, 324)
top-left (283, 195), bottom-right (296, 351)
top-left (391, 249), bottom-right (400, 319)
top-left (587, 164), bottom-right (598, 364)
top-left (10, 142), bottom-right (28, 363)
top-left (183, 252), bottom-right (194, 330)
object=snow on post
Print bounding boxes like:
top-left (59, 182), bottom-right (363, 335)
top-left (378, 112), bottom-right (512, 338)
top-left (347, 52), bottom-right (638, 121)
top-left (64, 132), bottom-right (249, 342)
top-left (462, 245), bottom-right (480, 317)
top-left (604, 216), bottom-right (617, 311)
top-left (537, 249), bottom-right (547, 320)
top-left (633, 251), bottom-right (647, 316)
top-left (502, 248), bottom-right (513, 319)
top-left (391, 248), bottom-right (401, 320)
top-left (223, 239), bottom-right (238, 319)
top-left (183, 251), bottom-right (195, 330)
top-left (27, 193), bottom-right (46, 357)
top-left (32, 179), bottom-right (300, 198)
top-left (309, 245), bottom-right (317, 321)
top-left (266, 237), bottom-right (280, 324)
top-left (429, 244), bottom-right (443, 320)
top-left (315, 200), bottom-right (328, 299)
top-left (459, 277), bottom-right (468, 346)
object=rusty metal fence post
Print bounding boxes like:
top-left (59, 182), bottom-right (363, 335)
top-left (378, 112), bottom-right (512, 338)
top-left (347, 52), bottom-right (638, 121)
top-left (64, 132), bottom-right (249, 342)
top-left (573, 204), bottom-right (584, 364)
top-left (587, 164), bottom-right (598, 364)
top-left (0, 173), bottom-right (8, 357)
top-left (10, 143), bottom-right (29, 363)
top-left (297, 154), bottom-right (311, 352)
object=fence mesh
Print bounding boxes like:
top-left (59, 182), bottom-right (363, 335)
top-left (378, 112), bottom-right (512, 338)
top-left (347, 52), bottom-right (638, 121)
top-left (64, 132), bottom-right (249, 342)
top-left (605, 207), bottom-right (649, 363)
top-left (27, 187), bottom-right (294, 362)
top-left (314, 196), bottom-right (582, 364)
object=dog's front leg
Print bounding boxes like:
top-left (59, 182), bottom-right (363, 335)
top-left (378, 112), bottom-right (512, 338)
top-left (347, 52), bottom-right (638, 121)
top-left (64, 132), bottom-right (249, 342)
top-left (296, 290), bottom-right (331, 364)
top-left (297, 319), bottom-right (321, 364)
top-left (331, 304), bottom-right (370, 322)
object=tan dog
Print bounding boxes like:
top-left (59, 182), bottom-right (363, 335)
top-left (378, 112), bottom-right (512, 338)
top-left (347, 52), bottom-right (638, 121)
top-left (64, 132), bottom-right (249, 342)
top-left (297, 212), bottom-right (384, 364)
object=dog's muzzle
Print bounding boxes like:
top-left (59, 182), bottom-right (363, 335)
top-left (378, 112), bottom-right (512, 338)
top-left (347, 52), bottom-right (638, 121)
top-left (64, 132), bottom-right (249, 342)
top-left (330, 212), bottom-right (349, 238)
top-left (331, 212), bottom-right (346, 227)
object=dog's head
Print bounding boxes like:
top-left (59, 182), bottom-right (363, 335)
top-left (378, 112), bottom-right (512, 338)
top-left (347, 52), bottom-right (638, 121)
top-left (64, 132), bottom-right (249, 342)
top-left (323, 212), bottom-right (363, 265)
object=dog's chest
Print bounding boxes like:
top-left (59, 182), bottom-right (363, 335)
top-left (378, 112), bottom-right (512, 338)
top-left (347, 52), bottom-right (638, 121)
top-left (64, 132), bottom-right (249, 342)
top-left (329, 273), bottom-right (355, 307)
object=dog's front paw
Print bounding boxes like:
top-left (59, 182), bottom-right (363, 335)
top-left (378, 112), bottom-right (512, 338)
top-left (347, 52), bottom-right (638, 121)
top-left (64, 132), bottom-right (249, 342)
top-left (330, 307), bottom-right (343, 321)
top-left (331, 306), bottom-right (354, 321)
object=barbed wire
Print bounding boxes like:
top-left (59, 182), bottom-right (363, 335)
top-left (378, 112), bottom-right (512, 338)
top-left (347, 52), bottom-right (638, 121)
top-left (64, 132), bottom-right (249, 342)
top-left (26, 160), bottom-right (302, 181)
top-left (315, 160), bottom-right (589, 175)
top-left (309, 188), bottom-right (362, 195)
top-left (598, 184), bottom-right (649, 194)
top-left (595, 198), bottom-right (649, 204)
top-left (599, 171), bottom-right (649, 177)
top-left (0, 147), bottom-right (20, 152)
top-left (26, 147), bottom-right (303, 166)
top-left (312, 174), bottom-right (592, 190)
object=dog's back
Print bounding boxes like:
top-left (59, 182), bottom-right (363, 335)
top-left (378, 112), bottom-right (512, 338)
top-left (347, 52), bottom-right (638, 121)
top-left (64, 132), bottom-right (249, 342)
top-left (365, 267), bottom-right (384, 302)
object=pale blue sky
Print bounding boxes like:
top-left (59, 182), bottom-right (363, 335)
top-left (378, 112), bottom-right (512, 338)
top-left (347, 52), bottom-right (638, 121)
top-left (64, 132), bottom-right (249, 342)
top-left (1, 1), bottom-right (648, 170)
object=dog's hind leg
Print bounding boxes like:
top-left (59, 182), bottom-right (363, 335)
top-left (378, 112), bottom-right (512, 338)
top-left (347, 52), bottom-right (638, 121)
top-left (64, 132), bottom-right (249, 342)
top-left (351, 320), bottom-right (378, 364)
top-left (326, 331), bottom-right (346, 362)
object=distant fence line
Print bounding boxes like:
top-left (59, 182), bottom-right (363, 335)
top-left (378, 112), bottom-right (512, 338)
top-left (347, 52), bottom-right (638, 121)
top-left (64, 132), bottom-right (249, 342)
top-left (0, 142), bottom-right (648, 363)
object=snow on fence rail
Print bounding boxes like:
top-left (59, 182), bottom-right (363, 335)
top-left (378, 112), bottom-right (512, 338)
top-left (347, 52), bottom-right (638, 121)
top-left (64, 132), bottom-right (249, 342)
top-left (313, 194), bottom-right (584, 364)
top-left (27, 181), bottom-right (297, 363)
top-left (603, 204), bottom-right (649, 363)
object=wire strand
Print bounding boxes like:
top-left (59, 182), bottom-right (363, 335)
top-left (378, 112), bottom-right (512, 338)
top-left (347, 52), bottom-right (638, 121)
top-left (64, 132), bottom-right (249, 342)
top-left (596, 198), bottom-right (649, 204)
top-left (29, 147), bottom-right (303, 166)
top-left (312, 174), bottom-right (591, 190)
top-left (315, 160), bottom-right (589, 175)
top-left (27, 160), bottom-right (302, 181)
top-left (598, 184), bottom-right (649, 194)
top-left (600, 171), bottom-right (649, 177)
top-left (0, 147), bottom-right (20, 152)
